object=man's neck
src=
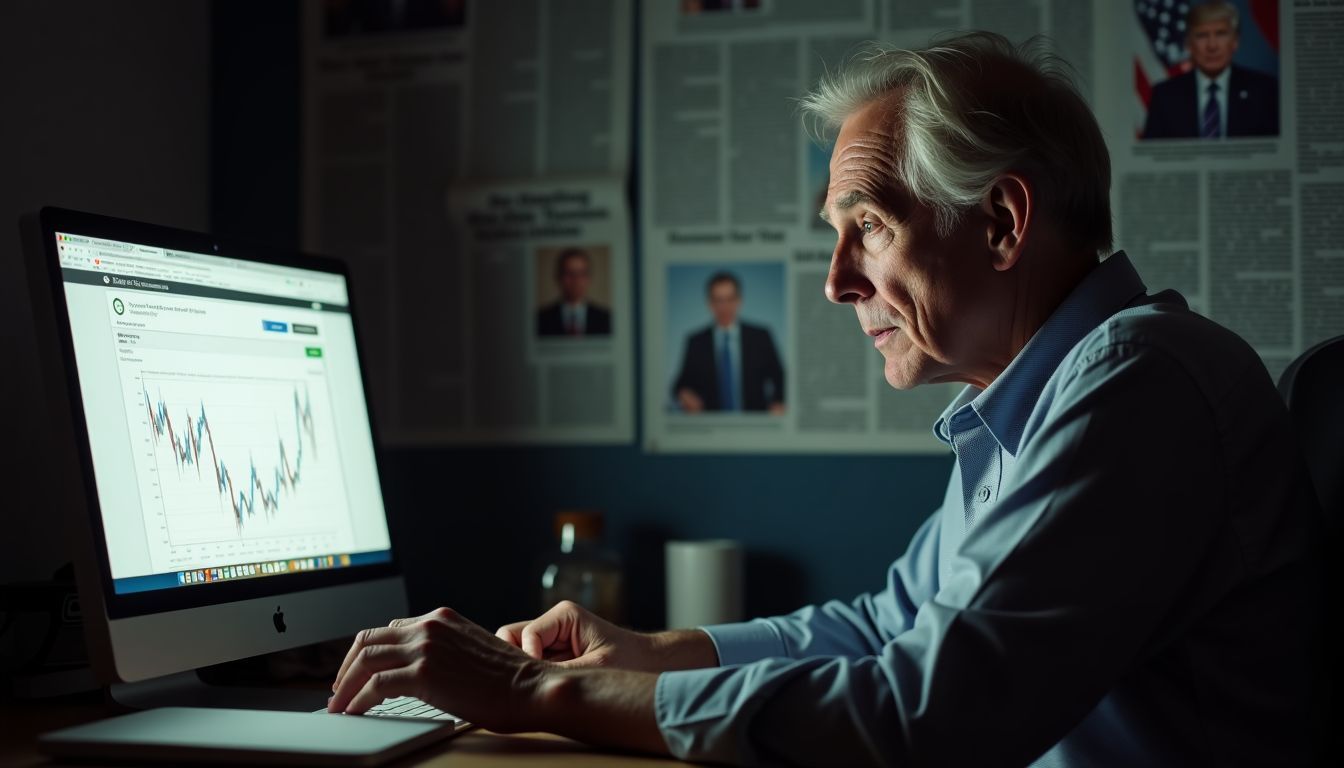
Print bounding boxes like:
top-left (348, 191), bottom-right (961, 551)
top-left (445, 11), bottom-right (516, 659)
top-left (978, 250), bottom-right (1099, 387)
top-left (1196, 67), bottom-right (1230, 85)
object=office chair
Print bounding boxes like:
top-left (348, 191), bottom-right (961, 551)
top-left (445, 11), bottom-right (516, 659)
top-left (1279, 335), bottom-right (1344, 515)
top-left (1278, 334), bottom-right (1344, 765)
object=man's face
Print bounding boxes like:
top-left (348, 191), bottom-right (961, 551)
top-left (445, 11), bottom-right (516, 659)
top-left (558, 254), bottom-right (590, 303)
top-left (708, 281), bottom-right (741, 328)
top-left (822, 97), bottom-right (1000, 390)
top-left (1187, 17), bottom-right (1238, 78)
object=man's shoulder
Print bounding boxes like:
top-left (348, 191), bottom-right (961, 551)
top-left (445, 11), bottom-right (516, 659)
top-left (1231, 64), bottom-right (1278, 91)
top-left (687, 326), bottom-right (714, 344)
top-left (1151, 70), bottom-right (1194, 99)
top-left (1058, 295), bottom-right (1268, 405)
top-left (739, 322), bottom-right (782, 353)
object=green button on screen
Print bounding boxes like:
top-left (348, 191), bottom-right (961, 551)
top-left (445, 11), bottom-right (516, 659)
top-left (305, 347), bottom-right (323, 358)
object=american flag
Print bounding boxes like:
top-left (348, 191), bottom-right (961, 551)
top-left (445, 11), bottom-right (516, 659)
top-left (1134, 0), bottom-right (1196, 119)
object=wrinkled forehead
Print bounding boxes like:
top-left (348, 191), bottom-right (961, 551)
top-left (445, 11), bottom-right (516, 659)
top-left (825, 93), bottom-right (907, 215)
top-left (828, 95), bottom-right (904, 173)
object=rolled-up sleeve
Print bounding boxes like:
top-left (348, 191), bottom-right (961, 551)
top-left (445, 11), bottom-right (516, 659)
top-left (655, 344), bottom-right (1224, 766)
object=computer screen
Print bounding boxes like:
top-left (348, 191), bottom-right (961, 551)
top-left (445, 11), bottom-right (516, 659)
top-left (52, 227), bottom-right (394, 598)
top-left (30, 209), bottom-right (409, 686)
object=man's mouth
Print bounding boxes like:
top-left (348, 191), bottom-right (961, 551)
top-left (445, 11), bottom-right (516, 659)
top-left (867, 327), bottom-right (898, 347)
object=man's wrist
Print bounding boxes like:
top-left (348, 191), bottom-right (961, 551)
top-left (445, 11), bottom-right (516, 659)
top-left (648, 628), bottom-right (719, 671)
top-left (531, 666), bottom-right (668, 754)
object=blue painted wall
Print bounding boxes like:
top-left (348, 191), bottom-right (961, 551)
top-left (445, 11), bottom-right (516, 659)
top-left (210, 2), bottom-right (954, 633)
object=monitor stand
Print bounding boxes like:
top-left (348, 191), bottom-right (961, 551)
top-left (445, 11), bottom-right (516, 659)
top-left (109, 669), bottom-right (330, 712)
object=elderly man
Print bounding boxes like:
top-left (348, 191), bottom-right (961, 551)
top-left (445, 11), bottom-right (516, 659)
top-left (327, 33), bottom-right (1319, 766)
top-left (1142, 0), bottom-right (1279, 139)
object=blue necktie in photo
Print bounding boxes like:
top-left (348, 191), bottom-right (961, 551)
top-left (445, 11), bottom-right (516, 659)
top-left (717, 333), bottom-right (735, 411)
top-left (1201, 82), bottom-right (1220, 139)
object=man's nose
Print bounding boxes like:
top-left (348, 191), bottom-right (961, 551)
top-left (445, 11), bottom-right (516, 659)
top-left (825, 238), bottom-right (874, 305)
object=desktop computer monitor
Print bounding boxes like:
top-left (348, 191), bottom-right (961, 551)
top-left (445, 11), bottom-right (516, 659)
top-left (24, 208), bottom-right (408, 697)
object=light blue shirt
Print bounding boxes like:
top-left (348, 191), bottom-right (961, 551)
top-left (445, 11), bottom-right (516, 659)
top-left (655, 252), bottom-right (1319, 766)
top-left (1195, 67), bottom-right (1231, 138)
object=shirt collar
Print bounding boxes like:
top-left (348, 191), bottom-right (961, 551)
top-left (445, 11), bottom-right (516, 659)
top-left (932, 251), bottom-right (1148, 454)
top-left (1196, 67), bottom-right (1231, 96)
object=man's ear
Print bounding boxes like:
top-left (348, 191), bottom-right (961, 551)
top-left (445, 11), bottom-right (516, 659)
top-left (981, 173), bottom-right (1032, 272)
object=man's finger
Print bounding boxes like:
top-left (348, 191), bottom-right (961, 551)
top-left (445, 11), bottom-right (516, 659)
top-left (333, 609), bottom-right (451, 691)
top-left (329, 643), bottom-right (414, 713)
top-left (495, 621), bottom-right (529, 646)
top-left (344, 666), bottom-right (419, 715)
top-left (332, 626), bottom-right (411, 693)
top-left (519, 602), bottom-right (582, 659)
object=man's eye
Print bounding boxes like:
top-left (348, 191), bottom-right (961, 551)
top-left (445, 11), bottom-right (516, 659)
top-left (862, 221), bottom-right (875, 234)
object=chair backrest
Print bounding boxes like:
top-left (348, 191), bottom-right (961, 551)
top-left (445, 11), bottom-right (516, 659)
top-left (1278, 335), bottom-right (1344, 517)
top-left (1278, 334), bottom-right (1344, 765)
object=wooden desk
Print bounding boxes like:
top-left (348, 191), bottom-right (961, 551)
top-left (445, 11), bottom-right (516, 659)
top-left (0, 695), bottom-right (683, 767)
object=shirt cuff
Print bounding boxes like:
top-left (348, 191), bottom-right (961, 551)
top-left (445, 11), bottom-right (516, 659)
top-left (654, 665), bottom-right (743, 759)
top-left (701, 619), bottom-right (786, 666)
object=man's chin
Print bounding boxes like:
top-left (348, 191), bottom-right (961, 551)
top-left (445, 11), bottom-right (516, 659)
top-left (882, 360), bottom-right (923, 391)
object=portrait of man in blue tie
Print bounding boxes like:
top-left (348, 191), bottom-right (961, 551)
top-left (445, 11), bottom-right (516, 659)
top-left (1141, 0), bottom-right (1279, 140)
top-left (672, 271), bottom-right (785, 414)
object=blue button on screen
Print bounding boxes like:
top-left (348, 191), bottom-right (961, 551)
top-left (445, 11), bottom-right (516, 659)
top-left (262, 320), bottom-right (289, 332)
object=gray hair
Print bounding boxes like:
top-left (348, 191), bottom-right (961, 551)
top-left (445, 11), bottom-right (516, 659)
top-left (800, 32), bottom-right (1113, 257)
top-left (1188, 1), bottom-right (1239, 34)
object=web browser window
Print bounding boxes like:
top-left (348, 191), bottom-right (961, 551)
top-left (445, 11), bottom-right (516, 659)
top-left (55, 232), bottom-right (392, 594)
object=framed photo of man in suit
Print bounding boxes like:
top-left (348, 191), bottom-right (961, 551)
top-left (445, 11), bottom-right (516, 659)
top-left (664, 263), bottom-right (787, 415)
top-left (1136, 0), bottom-right (1280, 141)
top-left (535, 245), bottom-right (613, 339)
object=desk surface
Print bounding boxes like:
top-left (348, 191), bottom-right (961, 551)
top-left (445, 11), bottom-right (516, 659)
top-left (1, 696), bottom-right (682, 767)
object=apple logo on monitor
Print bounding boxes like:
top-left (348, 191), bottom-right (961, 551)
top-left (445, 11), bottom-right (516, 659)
top-left (273, 606), bottom-right (287, 633)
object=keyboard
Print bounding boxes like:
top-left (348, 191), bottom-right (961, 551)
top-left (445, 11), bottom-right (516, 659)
top-left (317, 696), bottom-right (464, 724)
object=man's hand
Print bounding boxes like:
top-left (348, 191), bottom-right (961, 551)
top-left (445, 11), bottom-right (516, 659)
top-left (496, 600), bottom-right (718, 673)
top-left (328, 607), bottom-right (546, 733)
top-left (676, 388), bottom-right (704, 413)
top-left (329, 605), bottom-right (674, 755)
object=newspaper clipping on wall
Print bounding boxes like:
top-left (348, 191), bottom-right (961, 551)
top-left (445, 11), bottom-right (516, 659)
top-left (1100, 0), bottom-right (1343, 382)
top-left (301, 0), bottom-right (633, 443)
top-left (443, 177), bottom-right (633, 442)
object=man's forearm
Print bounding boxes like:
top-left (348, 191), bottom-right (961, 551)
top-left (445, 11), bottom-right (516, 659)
top-left (523, 630), bottom-right (713, 754)
top-left (535, 668), bottom-right (668, 754)
top-left (648, 628), bottom-right (719, 671)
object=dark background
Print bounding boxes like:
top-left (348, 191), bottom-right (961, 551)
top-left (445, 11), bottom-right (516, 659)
top-left (2, 1), bottom-right (950, 635)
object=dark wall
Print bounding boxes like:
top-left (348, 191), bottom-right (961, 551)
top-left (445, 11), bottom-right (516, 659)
top-left (210, 3), bottom-right (953, 633)
top-left (1, 0), bottom-right (210, 583)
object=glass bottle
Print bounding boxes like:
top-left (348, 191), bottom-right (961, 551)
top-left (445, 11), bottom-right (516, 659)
top-left (539, 509), bottom-right (624, 623)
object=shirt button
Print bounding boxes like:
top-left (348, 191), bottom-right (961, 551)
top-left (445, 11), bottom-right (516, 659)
top-left (976, 486), bottom-right (991, 504)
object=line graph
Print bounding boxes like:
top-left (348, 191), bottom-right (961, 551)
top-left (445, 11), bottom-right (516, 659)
top-left (136, 373), bottom-right (351, 555)
top-left (145, 383), bottom-right (316, 531)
